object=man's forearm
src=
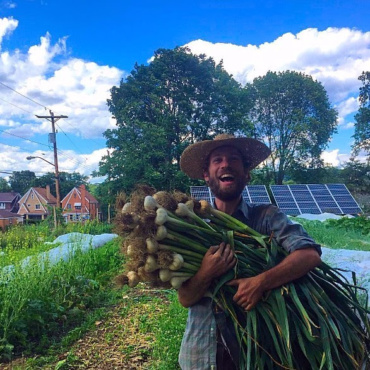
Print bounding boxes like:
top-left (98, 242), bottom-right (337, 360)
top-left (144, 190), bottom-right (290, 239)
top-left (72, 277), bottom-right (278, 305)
top-left (229, 247), bottom-right (321, 310)
top-left (177, 271), bottom-right (213, 308)
top-left (258, 248), bottom-right (321, 291)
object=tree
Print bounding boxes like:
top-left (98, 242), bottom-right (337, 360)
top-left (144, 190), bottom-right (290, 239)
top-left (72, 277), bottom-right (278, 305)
top-left (0, 177), bottom-right (11, 192)
top-left (249, 71), bottom-right (338, 184)
top-left (34, 171), bottom-right (89, 199)
top-left (353, 71), bottom-right (370, 157)
top-left (9, 170), bottom-right (37, 194)
top-left (99, 47), bottom-right (254, 194)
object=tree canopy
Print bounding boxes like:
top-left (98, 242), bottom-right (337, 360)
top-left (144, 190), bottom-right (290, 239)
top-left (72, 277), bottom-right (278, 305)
top-left (9, 171), bottom-right (37, 195)
top-left (99, 47), bottom-right (254, 194)
top-left (249, 71), bottom-right (338, 184)
top-left (353, 71), bottom-right (370, 157)
top-left (33, 172), bottom-right (89, 199)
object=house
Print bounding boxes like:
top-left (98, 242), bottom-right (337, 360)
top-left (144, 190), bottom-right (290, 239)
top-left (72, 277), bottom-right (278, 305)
top-left (17, 185), bottom-right (57, 220)
top-left (0, 210), bottom-right (23, 230)
top-left (61, 184), bottom-right (100, 223)
top-left (0, 192), bottom-right (21, 213)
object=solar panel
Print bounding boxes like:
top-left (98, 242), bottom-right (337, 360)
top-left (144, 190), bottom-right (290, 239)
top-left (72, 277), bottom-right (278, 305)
top-left (190, 186), bottom-right (213, 204)
top-left (190, 185), bottom-right (271, 205)
top-left (326, 184), bottom-right (362, 215)
top-left (245, 185), bottom-right (272, 204)
top-left (270, 184), bottom-right (362, 215)
top-left (270, 185), bottom-right (300, 216)
top-left (289, 184), bottom-right (321, 214)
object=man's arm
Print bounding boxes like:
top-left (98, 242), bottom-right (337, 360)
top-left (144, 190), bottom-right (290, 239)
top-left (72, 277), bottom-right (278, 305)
top-left (228, 247), bottom-right (321, 311)
top-left (178, 242), bottom-right (236, 308)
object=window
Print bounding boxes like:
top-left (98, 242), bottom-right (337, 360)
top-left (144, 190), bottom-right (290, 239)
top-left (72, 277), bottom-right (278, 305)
top-left (67, 204), bottom-right (71, 209)
top-left (0, 203), bottom-right (5, 209)
top-left (75, 205), bottom-right (81, 210)
top-left (35, 204), bottom-right (40, 210)
top-left (31, 193), bottom-right (34, 199)
top-left (69, 215), bottom-right (73, 221)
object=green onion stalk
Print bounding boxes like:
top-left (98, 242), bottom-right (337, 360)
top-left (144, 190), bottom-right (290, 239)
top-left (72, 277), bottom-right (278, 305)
top-left (115, 189), bottom-right (370, 370)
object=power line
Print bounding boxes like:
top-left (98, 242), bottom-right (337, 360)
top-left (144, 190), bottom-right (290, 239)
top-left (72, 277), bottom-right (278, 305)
top-left (0, 127), bottom-right (51, 147)
top-left (0, 96), bottom-right (34, 114)
top-left (0, 81), bottom-right (49, 110)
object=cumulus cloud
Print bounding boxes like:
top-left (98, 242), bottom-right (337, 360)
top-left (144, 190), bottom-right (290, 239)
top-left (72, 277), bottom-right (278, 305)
top-left (0, 17), bottom-right (123, 141)
top-left (186, 28), bottom-right (370, 102)
top-left (0, 16), bottom-right (17, 45)
top-left (1, 146), bottom-right (109, 179)
top-left (187, 27), bottom-right (370, 164)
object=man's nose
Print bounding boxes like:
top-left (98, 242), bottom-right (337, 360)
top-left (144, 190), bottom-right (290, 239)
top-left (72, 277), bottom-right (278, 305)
top-left (220, 158), bottom-right (231, 167)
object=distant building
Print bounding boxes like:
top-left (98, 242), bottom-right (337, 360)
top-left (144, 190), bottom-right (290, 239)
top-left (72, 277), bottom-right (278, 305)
top-left (61, 184), bottom-right (100, 223)
top-left (17, 185), bottom-right (57, 221)
top-left (0, 210), bottom-right (23, 230)
top-left (0, 191), bottom-right (21, 213)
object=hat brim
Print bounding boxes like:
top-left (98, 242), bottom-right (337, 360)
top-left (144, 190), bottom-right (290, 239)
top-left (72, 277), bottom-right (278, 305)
top-left (180, 137), bottom-right (271, 179)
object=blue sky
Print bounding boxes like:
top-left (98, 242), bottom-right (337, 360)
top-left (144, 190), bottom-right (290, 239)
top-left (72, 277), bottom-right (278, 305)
top-left (0, 0), bottom-right (369, 182)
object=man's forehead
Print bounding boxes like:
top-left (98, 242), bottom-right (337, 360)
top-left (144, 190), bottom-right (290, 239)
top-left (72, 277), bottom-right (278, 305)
top-left (209, 146), bottom-right (243, 158)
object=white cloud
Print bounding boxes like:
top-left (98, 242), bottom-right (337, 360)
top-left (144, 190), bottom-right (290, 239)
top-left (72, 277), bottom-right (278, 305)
top-left (0, 16), bottom-right (17, 45)
top-left (0, 17), bottom-right (123, 141)
top-left (321, 149), bottom-right (348, 167)
top-left (0, 144), bottom-right (109, 179)
top-left (186, 27), bottom-right (370, 135)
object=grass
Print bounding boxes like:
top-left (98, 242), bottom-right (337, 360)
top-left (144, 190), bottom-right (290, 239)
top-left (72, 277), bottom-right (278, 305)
top-left (0, 217), bottom-right (369, 369)
top-left (292, 216), bottom-right (370, 251)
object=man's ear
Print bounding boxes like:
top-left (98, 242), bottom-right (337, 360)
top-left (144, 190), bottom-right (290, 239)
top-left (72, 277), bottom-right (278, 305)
top-left (245, 171), bottom-right (251, 183)
top-left (203, 170), bottom-right (210, 184)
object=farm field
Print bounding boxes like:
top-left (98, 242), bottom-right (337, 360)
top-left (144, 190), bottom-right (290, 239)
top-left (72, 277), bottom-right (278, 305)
top-left (0, 216), bottom-right (369, 369)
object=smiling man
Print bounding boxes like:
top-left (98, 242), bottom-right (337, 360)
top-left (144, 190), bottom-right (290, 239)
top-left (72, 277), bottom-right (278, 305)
top-left (177, 134), bottom-right (322, 370)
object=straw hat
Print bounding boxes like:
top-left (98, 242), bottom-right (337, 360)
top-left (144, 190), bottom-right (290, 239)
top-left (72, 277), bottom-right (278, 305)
top-left (180, 134), bottom-right (271, 179)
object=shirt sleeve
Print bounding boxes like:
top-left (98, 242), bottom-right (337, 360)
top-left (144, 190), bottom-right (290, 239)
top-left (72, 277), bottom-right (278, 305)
top-left (254, 205), bottom-right (322, 256)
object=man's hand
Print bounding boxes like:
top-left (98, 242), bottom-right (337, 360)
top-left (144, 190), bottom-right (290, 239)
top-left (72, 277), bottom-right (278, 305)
top-left (228, 276), bottom-right (266, 311)
top-left (198, 242), bottom-right (236, 282)
top-left (177, 242), bottom-right (236, 308)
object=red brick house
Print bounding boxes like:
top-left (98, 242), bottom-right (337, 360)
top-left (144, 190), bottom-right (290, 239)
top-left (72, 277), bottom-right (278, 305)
top-left (17, 185), bottom-right (57, 220)
top-left (61, 184), bottom-right (100, 223)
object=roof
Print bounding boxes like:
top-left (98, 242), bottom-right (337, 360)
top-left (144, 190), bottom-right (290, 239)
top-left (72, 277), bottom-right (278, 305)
top-left (32, 187), bottom-right (57, 204)
top-left (61, 186), bottom-right (98, 205)
top-left (0, 192), bottom-right (20, 202)
top-left (0, 209), bottom-right (22, 219)
top-left (83, 190), bottom-right (98, 204)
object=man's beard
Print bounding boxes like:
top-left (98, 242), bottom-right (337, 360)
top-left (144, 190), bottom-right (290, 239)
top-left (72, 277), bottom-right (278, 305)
top-left (207, 174), bottom-right (246, 202)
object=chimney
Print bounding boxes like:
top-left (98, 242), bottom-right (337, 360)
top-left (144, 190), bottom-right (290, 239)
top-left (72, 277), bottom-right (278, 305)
top-left (46, 185), bottom-right (51, 200)
top-left (80, 184), bottom-right (86, 212)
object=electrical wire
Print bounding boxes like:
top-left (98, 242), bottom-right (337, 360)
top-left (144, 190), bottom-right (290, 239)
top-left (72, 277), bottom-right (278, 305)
top-left (0, 96), bottom-right (34, 114)
top-left (0, 127), bottom-right (51, 147)
top-left (0, 81), bottom-right (49, 110)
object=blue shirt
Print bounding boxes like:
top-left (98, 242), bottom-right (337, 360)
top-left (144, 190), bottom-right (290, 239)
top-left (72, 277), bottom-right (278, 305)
top-left (178, 201), bottom-right (321, 370)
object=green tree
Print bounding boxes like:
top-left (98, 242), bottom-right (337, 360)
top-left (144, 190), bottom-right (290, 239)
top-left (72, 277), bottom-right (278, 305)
top-left (249, 71), bottom-right (338, 184)
top-left (34, 171), bottom-right (89, 199)
top-left (353, 71), bottom-right (370, 157)
top-left (99, 47), bottom-right (253, 194)
top-left (0, 177), bottom-right (11, 192)
top-left (9, 170), bottom-right (37, 194)
top-left (341, 158), bottom-right (370, 193)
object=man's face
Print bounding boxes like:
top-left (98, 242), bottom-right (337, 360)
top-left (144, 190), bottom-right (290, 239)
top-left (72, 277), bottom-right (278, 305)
top-left (203, 146), bottom-right (249, 201)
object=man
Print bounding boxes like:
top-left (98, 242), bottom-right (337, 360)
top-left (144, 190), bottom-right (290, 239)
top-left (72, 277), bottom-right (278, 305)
top-left (178, 134), bottom-right (322, 369)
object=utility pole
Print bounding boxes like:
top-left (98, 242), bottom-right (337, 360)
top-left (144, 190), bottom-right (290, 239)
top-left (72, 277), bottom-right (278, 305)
top-left (35, 110), bottom-right (68, 209)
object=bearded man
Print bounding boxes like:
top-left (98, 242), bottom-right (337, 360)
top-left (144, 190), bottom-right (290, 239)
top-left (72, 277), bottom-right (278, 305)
top-left (177, 134), bottom-right (322, 370)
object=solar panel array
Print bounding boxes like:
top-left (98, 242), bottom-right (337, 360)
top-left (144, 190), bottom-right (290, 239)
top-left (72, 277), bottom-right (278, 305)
top-left (190, 185), bottom-right (271, 205)
top-left (270, 184), bottom-right (362, 216)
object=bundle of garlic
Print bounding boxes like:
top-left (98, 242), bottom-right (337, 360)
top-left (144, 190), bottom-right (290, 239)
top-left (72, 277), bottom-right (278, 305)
top-left (114, 187), bottom-right (370, 369)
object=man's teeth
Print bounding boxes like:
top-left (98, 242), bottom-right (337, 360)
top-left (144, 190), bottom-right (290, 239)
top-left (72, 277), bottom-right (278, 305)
top-left (220, 174), bottom-right (234, 181)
